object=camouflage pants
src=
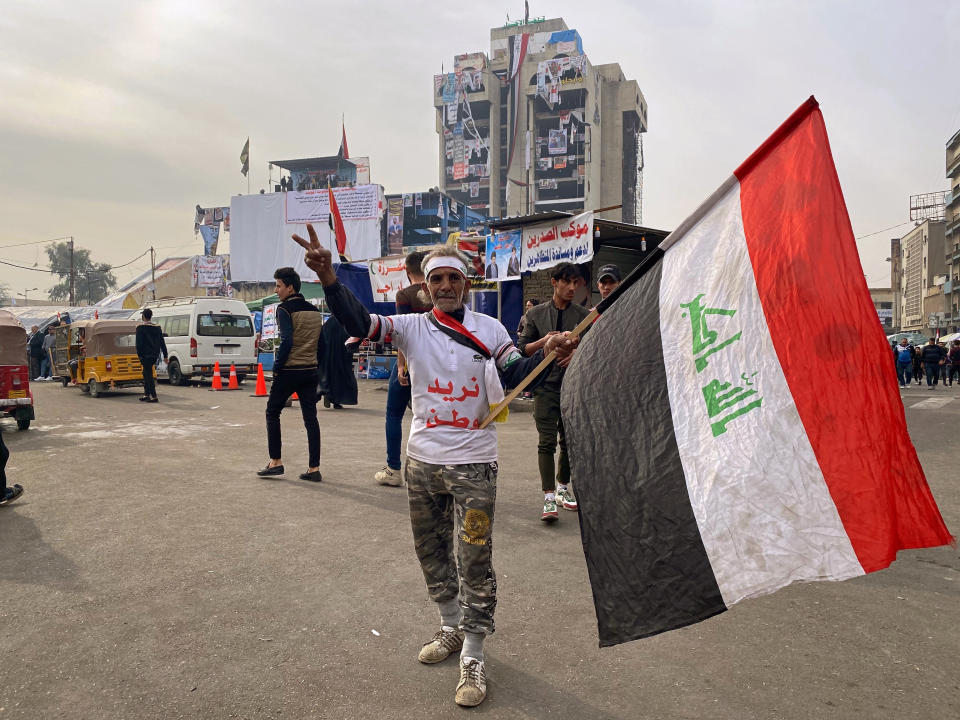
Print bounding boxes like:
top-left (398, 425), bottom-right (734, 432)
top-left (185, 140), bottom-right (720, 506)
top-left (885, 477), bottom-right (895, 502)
top-left (405, 456), bottom-right (498, 635)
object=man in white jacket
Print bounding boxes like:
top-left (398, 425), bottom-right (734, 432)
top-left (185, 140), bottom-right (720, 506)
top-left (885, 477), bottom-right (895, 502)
top-left (294, 224), bottom-right (575, 707)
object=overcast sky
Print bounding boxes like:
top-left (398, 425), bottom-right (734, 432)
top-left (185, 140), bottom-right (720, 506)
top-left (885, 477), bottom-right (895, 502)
top-left (1, 0), bottom-right (957, 300)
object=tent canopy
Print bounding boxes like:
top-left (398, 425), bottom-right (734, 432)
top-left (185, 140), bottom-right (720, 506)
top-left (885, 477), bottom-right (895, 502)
top-left (246, 282), bottom-right (326, 312)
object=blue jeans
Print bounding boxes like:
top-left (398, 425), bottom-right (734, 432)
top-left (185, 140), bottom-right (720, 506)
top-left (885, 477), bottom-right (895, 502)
top-left (385, 363), bottom-right (411, 470)
top-left (39, 355), bottom-right (51, 377)
top-left (896, 361), bottom-right (912, 386)
top-left (924, 364), bottom-right (941, 387)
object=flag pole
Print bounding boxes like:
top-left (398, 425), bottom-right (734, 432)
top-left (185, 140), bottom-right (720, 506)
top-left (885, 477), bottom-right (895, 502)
top-left (477, 245), bottom-right (666, 429)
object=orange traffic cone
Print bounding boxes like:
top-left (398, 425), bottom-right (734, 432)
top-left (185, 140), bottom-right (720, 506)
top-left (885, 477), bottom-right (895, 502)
top-left (227, 364), bottom-right (239, 390)
top-left (291, 391), bottom-right (299, 401)
top-left (251, 363), bottom-right (267, 397)
top-left (211, 361), bottom-right (222, 390)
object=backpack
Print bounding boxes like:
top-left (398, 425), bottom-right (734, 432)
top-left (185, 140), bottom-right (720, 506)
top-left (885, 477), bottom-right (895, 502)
top-left (897, 347), bottom-right (912, 363)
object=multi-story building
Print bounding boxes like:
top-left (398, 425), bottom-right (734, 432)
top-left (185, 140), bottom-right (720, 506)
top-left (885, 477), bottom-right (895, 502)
top-left (433, 17), bottom-right (647, 223)
top-left (944, 129), bottom-right (960, 332)
top-left (869, 287), bottom-right (894, 333)
top-left (889, 237), bottom-right (902, 333)
top-left (896, 220), bottom-right (946, 334)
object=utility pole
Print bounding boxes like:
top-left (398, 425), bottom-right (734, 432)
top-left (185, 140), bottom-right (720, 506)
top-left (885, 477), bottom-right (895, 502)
top-left (68, 237), bottom-right (75, 306)
top-left (150, 246), bottom-right (157, 301)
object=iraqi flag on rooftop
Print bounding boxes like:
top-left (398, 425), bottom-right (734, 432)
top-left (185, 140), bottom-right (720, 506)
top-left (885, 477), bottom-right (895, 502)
top-left (562, 97), bottom-right (954, 648)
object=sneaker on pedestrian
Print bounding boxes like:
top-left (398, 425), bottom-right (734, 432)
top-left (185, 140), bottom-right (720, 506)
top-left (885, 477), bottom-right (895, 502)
top-left (556, 486), bottom-right (578, 512)
top-left (541, 497), bottom-right (558, 523)
top-left (0, 484), bottom-right (24, 506)
top-left (34, 376), bottom-right (44, 382)
top-left (455, 657), bottom-right (487, 707)
top-left (375, 466), bottom-right (403, 487)
top-left (418, 626), bottom-right (464, 664)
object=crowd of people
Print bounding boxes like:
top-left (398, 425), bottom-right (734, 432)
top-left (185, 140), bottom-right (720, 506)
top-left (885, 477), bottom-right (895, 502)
top-left (893, 337), bottom-right (960, 389)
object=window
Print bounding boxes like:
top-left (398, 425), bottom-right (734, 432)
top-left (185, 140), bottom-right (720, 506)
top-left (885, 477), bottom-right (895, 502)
top-left (197, 313), bottom-right (254, 337)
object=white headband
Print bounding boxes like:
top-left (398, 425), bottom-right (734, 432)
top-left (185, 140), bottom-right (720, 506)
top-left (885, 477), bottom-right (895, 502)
top-left (424, 256), bottom-right (468, 279)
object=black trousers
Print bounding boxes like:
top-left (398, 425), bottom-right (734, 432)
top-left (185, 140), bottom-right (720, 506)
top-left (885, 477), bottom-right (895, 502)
top-left (266, 368), bottom-right (321, 467)
top-left (140, 355), bottom-right (158, 398)
top-left (1, 431), bottom-right (9, 496)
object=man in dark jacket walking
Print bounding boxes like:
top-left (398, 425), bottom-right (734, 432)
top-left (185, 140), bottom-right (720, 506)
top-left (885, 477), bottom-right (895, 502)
top-left (28, 326), bottom-right (44, 381)
top-left (135, 308), bottom-right (167, 402)
top-left (920, 337), bottom-right (946, 389)
top-left (258, 267), bottom-right (324, 481)
top-left (948, 340), bottom-right (960, 386)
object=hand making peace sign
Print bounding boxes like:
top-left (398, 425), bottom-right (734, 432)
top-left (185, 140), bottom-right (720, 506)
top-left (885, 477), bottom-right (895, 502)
top-left (291, 223), bottom-right (337, 286)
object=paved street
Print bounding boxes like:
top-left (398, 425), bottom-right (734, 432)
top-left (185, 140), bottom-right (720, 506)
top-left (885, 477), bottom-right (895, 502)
top-left (1, 379), bottom-right (958, 719)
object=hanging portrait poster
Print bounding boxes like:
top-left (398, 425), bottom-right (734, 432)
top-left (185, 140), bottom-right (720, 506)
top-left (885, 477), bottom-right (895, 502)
top-left (548, 129), bottom-right (568, 155)
top-left (484, 229), bottom-right (522, 282)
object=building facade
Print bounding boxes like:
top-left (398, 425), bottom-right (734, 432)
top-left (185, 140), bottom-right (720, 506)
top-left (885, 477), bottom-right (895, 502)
top-left (944, 129), bottom-right (960, 332)
top-left (433, 17), bottom-right (647, 223)
top-left (868, 287), bottom-right (894, 333)
top-left (896, 220), bottom-right (946, 334)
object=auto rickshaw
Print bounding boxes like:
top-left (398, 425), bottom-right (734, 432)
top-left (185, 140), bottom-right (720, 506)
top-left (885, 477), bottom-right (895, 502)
top-left (0, 310), bottom-right (34, 429)
top-left (53, 319), bottom-right (150, 398)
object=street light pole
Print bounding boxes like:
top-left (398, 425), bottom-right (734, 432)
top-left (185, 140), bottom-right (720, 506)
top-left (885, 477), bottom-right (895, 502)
top-left (68, 237), bottom-right (75, 306)
top-left (17, 287), bottom-right (38, 304)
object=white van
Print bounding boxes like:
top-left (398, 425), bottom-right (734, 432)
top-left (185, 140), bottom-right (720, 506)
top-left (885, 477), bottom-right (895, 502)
top-left (133, 297), bottom-right (257, 385)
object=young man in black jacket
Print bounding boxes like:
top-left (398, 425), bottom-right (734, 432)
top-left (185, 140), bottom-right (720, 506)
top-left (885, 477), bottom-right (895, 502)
top-left (135, 308), bottom-right (168, 403)
top-left (257, 267), bottom-right (324, 481)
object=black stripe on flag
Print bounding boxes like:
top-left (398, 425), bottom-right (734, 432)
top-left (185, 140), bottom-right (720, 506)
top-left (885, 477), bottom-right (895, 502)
top-left (562, 260), bottom-right (727, 647)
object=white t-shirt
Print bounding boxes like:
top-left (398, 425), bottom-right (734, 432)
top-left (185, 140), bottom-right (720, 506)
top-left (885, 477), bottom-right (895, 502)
top-left (369, 309), bottom-right (518, 465)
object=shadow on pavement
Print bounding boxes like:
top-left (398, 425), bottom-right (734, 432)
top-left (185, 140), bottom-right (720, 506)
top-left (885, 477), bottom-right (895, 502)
top-left (0, 509), bottom-right (89, 592)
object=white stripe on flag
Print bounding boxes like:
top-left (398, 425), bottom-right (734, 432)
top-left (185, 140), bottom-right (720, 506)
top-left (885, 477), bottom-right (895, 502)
top-left (659, 181), bottom-right (863, 605)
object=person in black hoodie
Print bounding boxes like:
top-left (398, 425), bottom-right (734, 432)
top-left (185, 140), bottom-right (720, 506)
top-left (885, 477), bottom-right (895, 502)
top-left (135, 308), bottom-right (168, 403)
top-left (947, 340), bottom-right (960, 387)
top-left (257, 267), bottom-right (324, 481)
top-left (920, 337), bottom-right (947, 389)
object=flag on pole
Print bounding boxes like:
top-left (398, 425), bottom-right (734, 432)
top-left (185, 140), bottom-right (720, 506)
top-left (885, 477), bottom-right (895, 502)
top-left (240, 137), bottom-right (249, 177)
top-left (562, 97), bottom-right (954, 648)
top-left (328, 183), bottom-right (348, 261)
top-left (338, 122), bottom-right (349, 160)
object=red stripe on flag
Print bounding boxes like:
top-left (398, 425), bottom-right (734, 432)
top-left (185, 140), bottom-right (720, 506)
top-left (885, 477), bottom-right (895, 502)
top-left (737, 104), bottom-right (953, 571)
top-left (328, 186), bottom-right (347, 257)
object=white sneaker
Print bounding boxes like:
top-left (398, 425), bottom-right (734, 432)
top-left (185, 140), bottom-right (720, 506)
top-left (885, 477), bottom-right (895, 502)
top-left (455, 657), bottom-right (487, 707)
top-left (34, 376), bottom-right (44, 382)
top-left (374, 466), bottom-right (403, 487)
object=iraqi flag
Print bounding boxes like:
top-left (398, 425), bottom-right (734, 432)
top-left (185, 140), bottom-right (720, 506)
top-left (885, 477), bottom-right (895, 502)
top-left (562, 97), bottom-right (954, 648)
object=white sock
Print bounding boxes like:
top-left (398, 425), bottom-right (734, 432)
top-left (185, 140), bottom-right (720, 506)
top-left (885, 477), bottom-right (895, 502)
top-left (438, 597), bottom-right (462, 629)
top-left (461, 631), bottom-right (485, 662)
top-left (545, 492), bottom-right (555, 502)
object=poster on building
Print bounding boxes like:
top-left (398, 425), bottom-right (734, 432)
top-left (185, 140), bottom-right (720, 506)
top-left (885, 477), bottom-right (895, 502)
top-left (261, 303), bottom-right (278, 341)
top-left (368, 255), bottom-right (408, 304)
top-left (199, 224), bottom-right (220, 256)
top-left (192, 255), bottom-right (228, 288)
top-left (284, 185), bottom-right (380, 224)
top-left (387, 197), bottom-right (404, 254)
top-left (485, 230), bottom-right (522, 282)
top-left (351, 156), bottom-right (371, 185)
top-left (521, 211), bottom-right (594, 272)
top-left (403, 193), bottom-right (413, 207)
top-left (548, 129), bottom-right (567, 155)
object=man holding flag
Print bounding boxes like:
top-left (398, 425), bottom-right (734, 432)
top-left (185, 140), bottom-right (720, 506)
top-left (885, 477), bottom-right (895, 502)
top-left (292, 226), bottom-right (577, 706)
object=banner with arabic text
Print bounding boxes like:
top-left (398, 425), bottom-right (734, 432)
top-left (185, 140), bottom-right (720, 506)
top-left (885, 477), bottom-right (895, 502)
top-left (368, 255), bottom-right (409, 304)
top-left (521, 211), bottom-right (594, 272)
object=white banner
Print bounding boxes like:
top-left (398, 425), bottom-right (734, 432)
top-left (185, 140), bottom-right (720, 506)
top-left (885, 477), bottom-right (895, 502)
top-left (521, 210), bottom-right (594, 272)
top-left (192, 255), bottom-right (227, 288)
top-left (285, 185), bottom-right (380, 224)
top-left (368, 255), bottom-right (409, 304)
top-left (230, 191), bottom-right (384, 281)
top-left (261, 303), bottom-right (278, 341)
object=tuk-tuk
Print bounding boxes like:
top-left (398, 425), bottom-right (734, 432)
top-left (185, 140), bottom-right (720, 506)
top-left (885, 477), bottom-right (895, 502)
top-left (53, 319), bottom-right (149, 398)
top-left (0, 310), bottom-right (34, 429)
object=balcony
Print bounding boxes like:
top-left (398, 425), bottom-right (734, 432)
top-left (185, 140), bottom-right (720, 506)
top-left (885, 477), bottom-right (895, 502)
top-left (946, 279), bottom-right (953, 294)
